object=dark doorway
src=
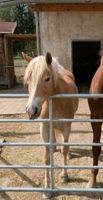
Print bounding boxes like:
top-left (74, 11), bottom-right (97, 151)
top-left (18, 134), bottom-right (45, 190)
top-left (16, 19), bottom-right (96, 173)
top-left (72, 41), bottom-right (101, 92)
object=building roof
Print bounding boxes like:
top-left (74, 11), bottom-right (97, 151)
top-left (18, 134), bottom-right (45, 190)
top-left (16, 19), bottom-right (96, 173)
top-left (0, 0), bottom-right (103, 7)
top-left (0, 22), bottom-right (17, 34)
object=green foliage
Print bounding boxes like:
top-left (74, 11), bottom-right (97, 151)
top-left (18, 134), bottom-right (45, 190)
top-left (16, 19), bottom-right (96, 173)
top-left (12, 4), bottom-right (36, 55)
top-left (0, 4), bottom-right (36, 56)
top-left (0, 7), bottom-right (12, 21)
top-left (12, 4), bottom-right (35, 34)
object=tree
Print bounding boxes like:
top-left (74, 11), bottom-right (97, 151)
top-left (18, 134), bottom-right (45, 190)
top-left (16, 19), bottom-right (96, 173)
top-left (11, 4), bottom-right (36, 55)
top-left (12, 4), bottom-right (35, 34)
top-left (0, 4), bottom-right (36, 55)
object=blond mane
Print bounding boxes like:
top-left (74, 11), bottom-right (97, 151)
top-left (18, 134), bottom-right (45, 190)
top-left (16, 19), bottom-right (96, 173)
top-left (24, 55), bottom-right (74, 86)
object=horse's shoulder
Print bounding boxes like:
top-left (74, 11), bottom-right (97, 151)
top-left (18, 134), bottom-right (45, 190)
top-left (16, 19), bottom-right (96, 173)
top-left (90, 66), bottom-right (103, 93)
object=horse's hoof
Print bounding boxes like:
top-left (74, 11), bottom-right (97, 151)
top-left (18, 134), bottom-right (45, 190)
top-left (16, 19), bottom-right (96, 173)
top-left (42, 192), bottom-right (53, 199)
top-left (60, 174), bottom-right (69, 183)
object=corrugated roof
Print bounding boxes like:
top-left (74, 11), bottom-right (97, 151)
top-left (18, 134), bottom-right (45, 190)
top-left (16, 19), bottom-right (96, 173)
top-left (0, 0), bottom-right (103, 7)
top-left (0, 22), bottom-right (17, 34)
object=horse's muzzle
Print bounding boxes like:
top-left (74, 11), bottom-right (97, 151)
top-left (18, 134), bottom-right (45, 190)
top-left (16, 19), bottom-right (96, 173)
top-left (29, 114), bottom-right (36, 120)
top-left (26, 106), bottom-right (40, 119)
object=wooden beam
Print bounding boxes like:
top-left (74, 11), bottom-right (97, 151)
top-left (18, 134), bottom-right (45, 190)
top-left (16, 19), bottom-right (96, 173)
top-left (29, 3), bottom-right (103, 12)
top-left (5, 34), bottom-right (36, 41)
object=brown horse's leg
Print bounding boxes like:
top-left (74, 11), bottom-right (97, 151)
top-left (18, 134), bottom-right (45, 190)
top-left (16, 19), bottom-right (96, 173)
top-left (44, 146), bottom-right (50, 186)
top-left (60, 125), bottom-right (70, 183)
top-left (61, 144), bottom-right (69, 183)
top-left (87, 119), bottom-right (102, 188)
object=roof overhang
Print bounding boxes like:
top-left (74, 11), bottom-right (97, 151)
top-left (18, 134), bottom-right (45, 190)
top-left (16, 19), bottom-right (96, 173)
top-left (0, 22), bottom-right (17, 34)
top-left (29, 3), bottom-right (103, 11)
top-left (1, 0), bottom-right (103, 8)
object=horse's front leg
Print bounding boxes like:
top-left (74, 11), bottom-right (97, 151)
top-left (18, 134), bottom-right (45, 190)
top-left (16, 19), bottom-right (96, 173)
top-left (40, 123), bottom-right (50, 187)
top-left (60, 124), bottom-right (70, 183)
top-left (87, 118), bottom-right (102, 188)
top-left (40, 123), bottom-right (54, 198)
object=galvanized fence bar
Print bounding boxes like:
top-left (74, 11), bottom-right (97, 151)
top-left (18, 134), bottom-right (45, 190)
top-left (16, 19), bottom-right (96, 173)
top-left (0, 164), bottom-right (103, 170)
top-left (0, 142), bottom-right (103, 146)
top-left (0, 187), bottom-right (103, 193)
top-left (49, 98), bottom-right (55, 189)
top-left (1, 93), bottom-right (103, 98)
top-left (0, 93), bottom-right (103, 194)
top-left (0, 118), bottom-right (103, 123)
top-left (51, 93), bottom-right (103, 98)
top-left (0, 94), bottom-right (28, 98)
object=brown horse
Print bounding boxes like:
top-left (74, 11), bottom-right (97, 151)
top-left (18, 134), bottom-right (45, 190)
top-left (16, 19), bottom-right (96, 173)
top-left (23, 52), bottom-right (78, 198)
top-left (88, 55), bottom-right (103, 188)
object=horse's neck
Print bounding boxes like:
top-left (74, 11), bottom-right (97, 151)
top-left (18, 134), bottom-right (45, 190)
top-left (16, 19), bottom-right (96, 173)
top-left (54, 72), bottom-right (73, 94)
top-left (54, 75), bottom-right (67, 94)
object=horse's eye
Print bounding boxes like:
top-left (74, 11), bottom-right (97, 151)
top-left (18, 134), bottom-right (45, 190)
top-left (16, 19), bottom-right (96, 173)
top-left (45, 77), bottom-right (50, 82)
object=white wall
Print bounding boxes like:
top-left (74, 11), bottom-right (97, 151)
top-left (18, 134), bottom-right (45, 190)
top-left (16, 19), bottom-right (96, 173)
top-left (38, 12), bottom-right (103, 70)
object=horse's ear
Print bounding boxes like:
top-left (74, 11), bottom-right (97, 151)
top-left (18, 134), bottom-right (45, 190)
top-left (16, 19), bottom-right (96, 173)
top-left (22, 52), bottom-right (32, 63)
top-left (46, 52), bottom-right (52, 65)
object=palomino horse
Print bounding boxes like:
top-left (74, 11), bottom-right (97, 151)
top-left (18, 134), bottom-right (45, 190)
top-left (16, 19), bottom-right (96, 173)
top-left (88, 55), bottom-right (103, 188)
top-left (23, 52), bottom-right (78, 198)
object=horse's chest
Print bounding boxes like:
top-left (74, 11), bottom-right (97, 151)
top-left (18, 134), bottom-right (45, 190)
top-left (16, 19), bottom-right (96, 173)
top-left (52, 100), bottom-right (74, 118)
top-left (40, 99), bottom-right (74, 122)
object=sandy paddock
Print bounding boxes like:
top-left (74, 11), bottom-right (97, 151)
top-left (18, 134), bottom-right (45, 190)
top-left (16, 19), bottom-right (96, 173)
top-left (0, 98), bottom-right (103, 200)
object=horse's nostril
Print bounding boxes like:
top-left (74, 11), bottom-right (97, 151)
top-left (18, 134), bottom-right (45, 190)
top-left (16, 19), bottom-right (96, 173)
top-left (29, 115), bottom-right (33, 120)
top-left (26, 105), bottom-right (39, 119)
top-left (29, 107), bottom-right (38, 119)
top-left (34, 106), bottom-right (38, 115)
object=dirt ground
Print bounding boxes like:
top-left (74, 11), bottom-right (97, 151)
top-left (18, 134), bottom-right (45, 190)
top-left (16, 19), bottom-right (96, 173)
top-left (0, 65), bottom-right (103, 200)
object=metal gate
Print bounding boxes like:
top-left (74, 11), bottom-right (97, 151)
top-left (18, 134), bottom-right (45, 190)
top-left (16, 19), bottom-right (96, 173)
top-left (0, 93), bottom-right (103, 194)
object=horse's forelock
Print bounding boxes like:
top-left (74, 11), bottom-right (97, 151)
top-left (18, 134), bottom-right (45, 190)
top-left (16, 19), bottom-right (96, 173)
top-left (24, 55), bottom-right (65, 87)
top-left (24, 56), bottom-right (52, 86)
top-left (33, 56), bottom-right (52, 83)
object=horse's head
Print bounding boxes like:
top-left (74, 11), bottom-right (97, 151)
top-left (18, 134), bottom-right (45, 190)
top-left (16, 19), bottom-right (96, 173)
top-left (23, 52), bottom-right (54, 119)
